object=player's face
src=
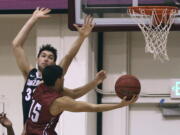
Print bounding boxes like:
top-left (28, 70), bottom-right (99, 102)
top-left (37, 50), bottom-right (55, 71)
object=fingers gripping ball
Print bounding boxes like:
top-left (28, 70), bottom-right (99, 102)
top-left (115, 75), bottom-right (141, 100)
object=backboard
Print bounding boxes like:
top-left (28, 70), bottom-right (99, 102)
top-left (68, 0), bottom-right (180, 31)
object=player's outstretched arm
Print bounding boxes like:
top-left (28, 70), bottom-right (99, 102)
top-left (59, 15), bottom-right (95, 75)
top-left (50, 95), bottom-right (138, 116)
top-left (0, 113), bottom-right (15, 135)
top-left (62, 70), bottom-right (106, 99)
top-left (12, 7), bottom-right (51, 79)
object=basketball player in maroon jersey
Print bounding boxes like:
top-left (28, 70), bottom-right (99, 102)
top-left (12, 7), bottom-right (95, 126)
top-left (0, 113), bottom-right (15, 135)
top-left (26, 65), bottom-right (138, 135)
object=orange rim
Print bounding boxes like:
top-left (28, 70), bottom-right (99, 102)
top-left (128, 6), bottom-right (178, 15)
top-left (128, 6), bottom-right (178, 25)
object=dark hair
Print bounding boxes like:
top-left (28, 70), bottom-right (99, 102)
top-left (37, 44), bottom-right (57, 62)
top-left (42, 65), bottom-right (63, 86)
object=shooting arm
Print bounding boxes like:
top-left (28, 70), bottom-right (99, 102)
top-left (50, 96), bottom-right (127, 116)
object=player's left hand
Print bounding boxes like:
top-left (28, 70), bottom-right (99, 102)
top-left (73, 15), bottom-right (95, 38)
top-left (95, 70), bottom-right (107, 84)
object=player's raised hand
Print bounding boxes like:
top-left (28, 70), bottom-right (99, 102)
top-left (95, 70), bottom-right (107, 85)
top-left (73, 15), bottom-right (95, 38)
top-left (32, 7), bottom-right (51, 19)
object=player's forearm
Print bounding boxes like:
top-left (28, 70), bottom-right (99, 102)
top-left (6, 126), bottom-right (15, 135)
top-left (72, 79), bottom-right (99, 99)
top-left (59, 35), bottom-right (86, 74)
top-left (12, 16), bottom-right (38, 48)
top-left (67, 35), bottom-right (86, 56)
top-left (93, 103), bottom-right (125, 112)
top-left (71, 102), bottom-right (126, 112)
top-left (53, 97), bottom-right (126, 113)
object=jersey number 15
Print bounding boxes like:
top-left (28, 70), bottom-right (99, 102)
top-left (28, 100), bottom-right (42, 122)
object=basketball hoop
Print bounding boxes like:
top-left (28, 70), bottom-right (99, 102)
top-left (128, 6), bottom-right (178, 62)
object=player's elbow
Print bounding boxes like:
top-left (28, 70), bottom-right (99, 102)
top-left (12, 40), bottom-right (17, 48)
top-left (12, 41), bottom-right (23, 54)
top-left (12, 42), bottom-right (19, 52)
top-left (12, 39), bottom-right (22, 49)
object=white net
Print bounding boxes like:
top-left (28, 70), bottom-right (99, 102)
top-left (128, 7), bottom-right (178, 62)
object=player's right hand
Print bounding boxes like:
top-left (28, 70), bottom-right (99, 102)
top-left (121, 95), bottom-right (139, 106)
top-left (32, 7), bottom-right (51, 19)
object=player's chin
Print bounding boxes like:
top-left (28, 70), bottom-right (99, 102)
top-left (39, 65), bottom-right (47, 71)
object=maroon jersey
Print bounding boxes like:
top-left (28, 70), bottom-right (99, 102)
top-left (26, 83), bottom-right (63, 135)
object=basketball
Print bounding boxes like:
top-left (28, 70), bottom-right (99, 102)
top-left (115, 75), bottom-right (141, 100)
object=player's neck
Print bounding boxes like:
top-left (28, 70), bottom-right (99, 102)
top-left (37, 67), bottom-right (42, 78)
top-left (37, 70), bottom-right (42, 78)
